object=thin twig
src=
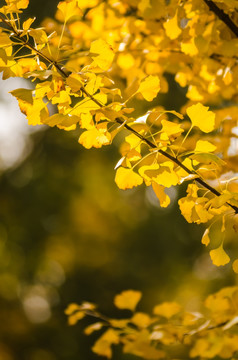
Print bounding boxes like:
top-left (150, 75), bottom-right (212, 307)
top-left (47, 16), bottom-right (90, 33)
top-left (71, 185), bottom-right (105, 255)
top-left (203, 0), bottom-right (238, 37)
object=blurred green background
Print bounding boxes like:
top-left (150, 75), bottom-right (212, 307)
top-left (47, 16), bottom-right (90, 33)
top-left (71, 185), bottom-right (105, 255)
top-left (0, 1), bottom-right (237, 360)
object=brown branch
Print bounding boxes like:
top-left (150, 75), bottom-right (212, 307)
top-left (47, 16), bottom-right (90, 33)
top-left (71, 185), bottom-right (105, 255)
top-left (1, 12), bottom-right (238, 214)
top-left (203, 0), bottom-right (238, 37)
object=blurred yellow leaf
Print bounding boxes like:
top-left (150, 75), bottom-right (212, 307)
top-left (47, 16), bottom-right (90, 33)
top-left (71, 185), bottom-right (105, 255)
top-left (164, 11), bottom-right (181, 40)
top-left (114, 290), bottom-right (142, 311)
top-left (57, 0), bottom-right (82, 22)
top-left (232, 259), bottom-right (238, 274)
top-left (92, 329), bottom-right (119, 358)
top-left (201, 228), bottom-right (210, 246)
top-left (210, 244), bottom-right (230, 266)
top-left (84, 322), bottom-right (104, 335)
top-left (131, 312), bottom-right (152, 328)
top-left (68, 311), bottom-right (85, 325)
top-left (153, 302), bottom-right (182, 318)
top-left (117, 53), bottom-right (135, 70)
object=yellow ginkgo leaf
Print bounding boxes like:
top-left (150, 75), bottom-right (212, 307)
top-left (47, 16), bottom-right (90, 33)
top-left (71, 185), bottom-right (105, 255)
top-left (210, 244), bottom-right (230, 266)
top-left (232, 259), bottom-right (238, 274)
top-left (117, 53), bottom-right (135, 70)
top-left (195, 140), bottom-right (216, 153)
top-left (92, 329), bottom-right (119, 358)
top-left (131, 312), bottom-right (152, 328)
top-left (66, 73), bottom-right (83, 93)
top-left (186, 103), bottom-right (216, 133)
top-left (161, 119), bottom-right (184, 138)
top-left (114, 290), bottom-right (142, 311)
top-left (137, 75), bottom-right (160, 101)
top-left (201, 228), bottom-right (210, 246)
top-left (153, 302), bottom-right (182, 318)
top-left (115, 167), bottom-right (143, 190)
top-left (68, 311), bottom-right (85, 325)
top-left (43, 114), bottom-right (80, 128)
top-left (163, 11), bottom-right (182, 40)
top-left (152, 182), bottom-right (170, 208)
top-left (78, 127), bottom-right (111, 149)
top-left (57, 0), bottom-right (82, 22)
top-left (139, 162), bottom-right (179, 187)
top-left (90, 39), bottom-right (115, 71)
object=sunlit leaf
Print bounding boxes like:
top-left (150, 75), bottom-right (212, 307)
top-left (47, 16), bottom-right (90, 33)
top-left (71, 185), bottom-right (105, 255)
top-left (137, 75), bottom-right (160, 101)
top-left (210, 244), bottom-right (230, 266)
top-left (57, 0), bottom-right (82, 22)
top-left (115, 168), bottom-right (143, 190)
top-left (90, 39), bottom-right (115, 71)
top-left (186, 103), bottom-right (216, 133)
top-left (152, 182), bottom-right (170, 208)
top-left (79, 127), bottom-right (111, 149)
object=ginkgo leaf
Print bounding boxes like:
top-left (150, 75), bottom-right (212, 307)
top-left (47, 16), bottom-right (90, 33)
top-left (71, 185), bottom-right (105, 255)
top-left (43, 114), bottom-right (80, 128)
top-left (137, 75), bottom-right (160, 101)
top-left (0, 33), bottom-right (12, 47)
top-left (92, 329), bottom-right (119, 359)
top-left (194, 140), bottom-right (216, 153)
top-left (186, 103), bottom-right (216, 133)
top-left (232, 259), bottom-right (238, 274)
top-left (201, 228), bottom-right (210, 246)
top-left (210, 244), bottom-right (230, 266)
top-left (66, 73), bottom-right (83, 93)
top-left (68, 311), bottom-right (85, 325)
top-left (152, 182), bottom-right (170, 208)
top-left (117, 53), bottom-right (135, 70)
top-left (131, 312), bottom-right (152, 328)
top-left (139, 163), bottom-right (179, 187)
top-left (115, 167), bottom-right (143, 190)
top-left (84, 322), bottom-right (104, 335)
top-left (79, 127), bottom-right (111, 149)
top-left (90, 39), bottom-right (115, 71)
top-left (160, 119), bottom-right (184, 138)
top-left (163, 11), bottom-right (182, 40)
top-left (153, 302), bottom-right (182, 318)
top-left (57, 0), bottom-right (82, 22)
top-left (10, 88), bottom-right (33, 104)
top-left (114, 290), bottom-right (142, 311)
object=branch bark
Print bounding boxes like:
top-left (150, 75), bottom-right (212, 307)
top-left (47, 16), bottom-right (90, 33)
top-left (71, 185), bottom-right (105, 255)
top-left (203, 0), bottom-right (238, 37)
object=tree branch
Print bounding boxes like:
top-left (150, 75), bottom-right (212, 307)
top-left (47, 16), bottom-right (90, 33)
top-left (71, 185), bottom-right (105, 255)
top-left (203, 0), bottom-right (238, 37)
top-left (1, 12), bottom-right (238, 214)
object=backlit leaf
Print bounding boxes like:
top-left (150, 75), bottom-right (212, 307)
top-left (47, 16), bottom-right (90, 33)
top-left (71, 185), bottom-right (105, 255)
top-left (186, 103), bottom-right (216, 133)
top-left (201, 228), bottom-right (210, 246)
top-left (152, 182), bottom-right (170, 208)
top-left (79, 127), bottom-right (111, 149)
top-left (210, 244), bottom-right (230, 266)
top-left (90, 39), bottom-right (115, 71)
top-left (153, 302), bottom-right (182, 318)
top-left (115, 167), bottom-right (143, 190)
top-left (137, 75), bottom-right (160, 101)
top-left (114, 290), bottom-right (142, 311)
